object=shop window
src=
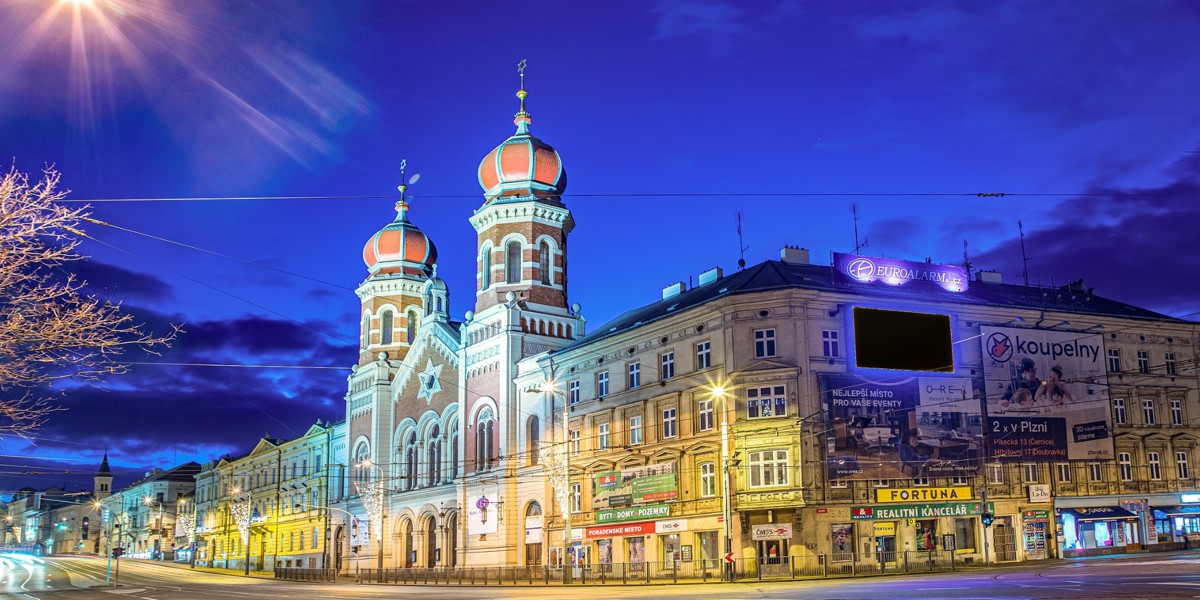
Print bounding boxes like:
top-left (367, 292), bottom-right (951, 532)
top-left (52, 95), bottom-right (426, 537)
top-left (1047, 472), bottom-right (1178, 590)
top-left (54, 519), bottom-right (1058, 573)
top-left (953, 518), bottom-right (977, 553)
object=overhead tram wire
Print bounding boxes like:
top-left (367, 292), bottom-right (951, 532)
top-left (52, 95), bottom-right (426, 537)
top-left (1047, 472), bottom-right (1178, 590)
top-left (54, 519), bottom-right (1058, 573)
top-left (54, 191), bottom-right (1180, 203)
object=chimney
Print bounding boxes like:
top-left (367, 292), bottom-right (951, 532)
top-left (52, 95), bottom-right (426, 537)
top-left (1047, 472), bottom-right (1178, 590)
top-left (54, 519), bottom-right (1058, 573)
top-left (698, 267), bottom-right (723, 286)
top-left (780, 245), bottom-right (810, 265)
top-left (662, 282), bottom-right (686, 300)
top-left (976, 270), bottom-right (1002, 284)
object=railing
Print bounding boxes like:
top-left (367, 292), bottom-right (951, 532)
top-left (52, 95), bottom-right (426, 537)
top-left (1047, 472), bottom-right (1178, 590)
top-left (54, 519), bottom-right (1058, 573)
top-left (274, 567), bottom-right (338, 582)
top-left (356, 551), bottom-right (961, 586)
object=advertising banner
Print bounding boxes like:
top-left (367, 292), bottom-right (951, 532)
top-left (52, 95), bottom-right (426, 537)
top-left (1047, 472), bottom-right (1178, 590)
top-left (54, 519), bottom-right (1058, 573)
top-left (980, 326), bottom-right (1112, 461)
top-left (820, 373), bottom-right (983, 481)
top-left (751, 523), bottom-right (793, 541)
top-left (596, 504), bottom-right (670, 524)
top-left (833, 252), bottom-right (968, 293)
top-left (467, 494), bottom-right (499, 535)
top-left (593, 463), bottom-right (677, 509)
top-left (585, 521), bottom-right (656, 539)
top-left (349, 515), bottom-right (371, 548)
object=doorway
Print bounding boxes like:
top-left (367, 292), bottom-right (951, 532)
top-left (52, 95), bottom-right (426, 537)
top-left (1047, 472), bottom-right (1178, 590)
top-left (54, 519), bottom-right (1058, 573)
top-left (874, 535), bottom-right (897, 566)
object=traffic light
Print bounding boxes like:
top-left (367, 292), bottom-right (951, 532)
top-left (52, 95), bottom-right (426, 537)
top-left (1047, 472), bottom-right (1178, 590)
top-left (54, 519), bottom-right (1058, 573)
top-left (980, 512), bottom-right (995, 527)
top-left (112, 547), bottom-right (124, 558)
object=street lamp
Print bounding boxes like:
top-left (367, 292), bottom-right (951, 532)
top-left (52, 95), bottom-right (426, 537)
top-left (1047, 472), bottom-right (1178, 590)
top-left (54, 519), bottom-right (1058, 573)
top-left (176, 497), bottom-right (197, 569)
top-left (712, 384), bottom-right (736, 582)
top-left (540, 378), bottom-right (573, 584)
top-left (228, 487), bottom-right (254, 576)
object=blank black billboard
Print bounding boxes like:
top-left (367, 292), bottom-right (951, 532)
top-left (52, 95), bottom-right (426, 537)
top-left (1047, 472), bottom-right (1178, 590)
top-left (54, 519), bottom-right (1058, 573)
top-left (852, 307), bottom-right (954, 372)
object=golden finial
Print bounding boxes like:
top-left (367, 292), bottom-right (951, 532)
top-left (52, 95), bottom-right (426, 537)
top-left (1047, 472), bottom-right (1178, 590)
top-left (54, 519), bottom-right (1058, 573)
top-left (516, 59), bottom-right (528, 113)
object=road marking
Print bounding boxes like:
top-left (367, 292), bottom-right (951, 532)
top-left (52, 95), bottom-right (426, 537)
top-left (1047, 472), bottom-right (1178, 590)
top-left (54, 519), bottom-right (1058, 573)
top-left (918, 587), bottom-right (970, 590)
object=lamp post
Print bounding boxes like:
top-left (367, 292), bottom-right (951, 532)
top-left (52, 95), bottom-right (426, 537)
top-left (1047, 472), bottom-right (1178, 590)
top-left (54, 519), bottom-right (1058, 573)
top-left (713, 385), bottom-right (735, 582)
top-left (228, 488), bottom-right (253, 576)
top-left (540, 379), bottom-right (573, 584)
top-left (177, 497), bottom-right (197, 568)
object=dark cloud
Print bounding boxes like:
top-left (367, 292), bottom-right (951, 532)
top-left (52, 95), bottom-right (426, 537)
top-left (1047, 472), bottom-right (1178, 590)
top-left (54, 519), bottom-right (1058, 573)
top-left (974, 162), bottom-right (1200, 316)
top-left (73, 260), bottom-right (173, 303)
top-left (0, 308), bottom-right (353, 495)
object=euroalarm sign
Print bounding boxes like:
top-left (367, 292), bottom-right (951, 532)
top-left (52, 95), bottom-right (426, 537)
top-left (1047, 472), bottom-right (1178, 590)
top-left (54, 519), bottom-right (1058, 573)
top-left (833, 253), bottom-right (968, 293)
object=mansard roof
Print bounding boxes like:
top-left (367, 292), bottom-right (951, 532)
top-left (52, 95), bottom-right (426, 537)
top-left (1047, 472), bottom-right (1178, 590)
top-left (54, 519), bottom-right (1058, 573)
top-left (561, 258), bottom-right (1183, 352)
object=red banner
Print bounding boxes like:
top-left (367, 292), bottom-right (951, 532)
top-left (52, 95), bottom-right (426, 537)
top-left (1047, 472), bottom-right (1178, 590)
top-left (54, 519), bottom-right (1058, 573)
top-left (585, 521), bottom-right (656, 539)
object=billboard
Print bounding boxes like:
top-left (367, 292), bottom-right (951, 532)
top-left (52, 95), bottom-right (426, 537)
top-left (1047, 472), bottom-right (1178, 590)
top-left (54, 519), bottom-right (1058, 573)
top-left (980, 326), bottom-right (1112, 462)
top-left (592, 463), bottom-right (677, 510)
top-left (820, 373), bottom-right (983, 481)
top-left (467, 494), bottom-right (499, 535)
top-left (833, 252), bottom-right (968, 293)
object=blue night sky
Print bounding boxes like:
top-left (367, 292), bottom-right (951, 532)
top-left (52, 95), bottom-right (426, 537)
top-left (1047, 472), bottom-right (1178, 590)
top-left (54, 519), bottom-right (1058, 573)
top-left (2, 0), bottom-right (1199, 496)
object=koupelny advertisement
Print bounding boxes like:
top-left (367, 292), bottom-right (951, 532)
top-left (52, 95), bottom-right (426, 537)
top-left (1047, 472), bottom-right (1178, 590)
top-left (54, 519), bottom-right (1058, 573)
top-left (980, 326), bottom-right (1113, 462)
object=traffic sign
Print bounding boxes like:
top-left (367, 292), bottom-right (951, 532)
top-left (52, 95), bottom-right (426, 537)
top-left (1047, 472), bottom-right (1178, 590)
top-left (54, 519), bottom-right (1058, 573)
top-left (724, 553), bottom-right (735, 564)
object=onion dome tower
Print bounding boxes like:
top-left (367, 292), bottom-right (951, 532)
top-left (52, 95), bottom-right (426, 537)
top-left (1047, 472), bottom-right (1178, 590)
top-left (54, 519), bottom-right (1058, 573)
top-left (357, 161), bottom-right (436, 365)
top-left (470, 61), bottom-right (574, 314)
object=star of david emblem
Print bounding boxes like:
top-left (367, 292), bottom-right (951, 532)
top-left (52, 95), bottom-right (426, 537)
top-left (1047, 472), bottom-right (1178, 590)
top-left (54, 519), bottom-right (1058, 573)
top-left (417, 358), bottom-right (443, 404)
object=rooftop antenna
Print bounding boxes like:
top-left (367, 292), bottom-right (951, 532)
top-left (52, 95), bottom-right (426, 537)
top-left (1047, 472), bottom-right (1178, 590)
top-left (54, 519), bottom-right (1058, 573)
top-left (736, 211), bottom-right (749, 269)
top-left (1018, 220), bottom-right (1031, 298)
top-left (852, 203), bottom-right (868, 254)
top-left (962, 239), bottom-right (973, 276)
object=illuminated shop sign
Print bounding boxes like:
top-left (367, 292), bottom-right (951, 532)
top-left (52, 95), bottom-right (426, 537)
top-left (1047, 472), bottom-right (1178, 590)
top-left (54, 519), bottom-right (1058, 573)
top-left (596, 504), bottom-right (670, 524)
top-left (875, 487), bottom-right (972, 504)
top-left (851, 502), bottom-right (993, 520)
top-left (834, 253), bottom-right (968, 293)
top-left (1182, 493), bottom-right (1200, 504)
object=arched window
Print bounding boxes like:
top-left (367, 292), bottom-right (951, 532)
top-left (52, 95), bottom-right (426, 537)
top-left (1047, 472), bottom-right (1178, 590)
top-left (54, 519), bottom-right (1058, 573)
top-left (539, 241), bottom-right (551, 285)
top-left (449, 421), bottom-right (459, 480)
top-left (506, 241), bottom-right (521, 284)
top-left (476, 407), bottom-right (495, 471)
top-left (353, 442), bottom-right (370, 484)
top-left (528, 416), bottom-right (540, 465)
top-left (380, 310), bottom-right (394, 345)
top-left (424, 290), bottom-right (433, 316)
top-left (361, 313), bottom-right (370, 349)
top-left (406, 311), bottom-right (418, 344)
top-left (427, 424), bottom-right (442, 486)
top-left (481, 247), bottom-right (491, 291)
top-left (404, 432), bottom-right (418, 491)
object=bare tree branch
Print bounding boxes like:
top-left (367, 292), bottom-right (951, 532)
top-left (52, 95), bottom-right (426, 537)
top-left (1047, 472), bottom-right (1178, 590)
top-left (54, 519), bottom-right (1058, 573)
top-left (0, 167), bottom-right (177, 438)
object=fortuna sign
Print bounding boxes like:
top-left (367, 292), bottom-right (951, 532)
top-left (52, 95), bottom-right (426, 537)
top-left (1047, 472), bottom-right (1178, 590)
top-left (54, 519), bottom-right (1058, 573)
top-left (833, 253), bottom-right (968, 293)
top-left (875, 486), bottom-right (972, 503)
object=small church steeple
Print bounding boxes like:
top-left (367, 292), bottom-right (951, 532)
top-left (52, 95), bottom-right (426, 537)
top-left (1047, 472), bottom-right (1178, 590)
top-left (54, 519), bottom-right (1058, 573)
top-left (94, 452), bottom-right (113, 500)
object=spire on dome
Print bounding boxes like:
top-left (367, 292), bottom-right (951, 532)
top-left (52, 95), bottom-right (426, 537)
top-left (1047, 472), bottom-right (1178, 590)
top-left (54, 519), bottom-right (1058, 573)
top-left (395, 158), bottom-right (410, 220)
top-left (514, 58), bottom-right (531, 135)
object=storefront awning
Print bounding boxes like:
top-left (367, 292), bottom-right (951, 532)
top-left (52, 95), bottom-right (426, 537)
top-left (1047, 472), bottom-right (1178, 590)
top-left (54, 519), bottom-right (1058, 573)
top-left (1061, 507), bottom-right (1137, 522)
top-left (1153, 505), bottom-right (1200, 518)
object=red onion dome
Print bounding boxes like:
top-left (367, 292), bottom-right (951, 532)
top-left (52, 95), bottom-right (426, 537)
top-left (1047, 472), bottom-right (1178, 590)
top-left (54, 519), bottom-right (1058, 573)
top-left (362, 199), bottom-right (437, 276)
top-left (477, 87), bottom-right (566, 201)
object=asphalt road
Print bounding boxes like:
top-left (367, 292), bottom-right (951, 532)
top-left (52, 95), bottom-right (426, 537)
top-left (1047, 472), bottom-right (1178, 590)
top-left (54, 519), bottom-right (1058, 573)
top-left (3, 552), bottom-right (1200, 599)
